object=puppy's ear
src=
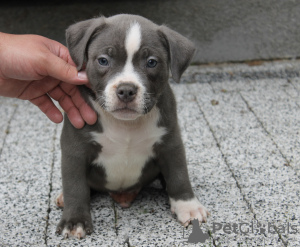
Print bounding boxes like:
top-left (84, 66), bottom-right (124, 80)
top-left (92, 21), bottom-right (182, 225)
top-left (158, 26), bottom-right (195, 83)
top-left (66, 17), bottom-right (106, 70)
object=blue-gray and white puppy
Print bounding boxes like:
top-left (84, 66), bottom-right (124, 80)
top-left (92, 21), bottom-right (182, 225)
top-left (56, 14), bottom-right (208, 239)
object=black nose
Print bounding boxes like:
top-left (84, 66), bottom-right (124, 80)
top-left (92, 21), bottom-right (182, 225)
top-left (116, 83), bottom-right (137, 103)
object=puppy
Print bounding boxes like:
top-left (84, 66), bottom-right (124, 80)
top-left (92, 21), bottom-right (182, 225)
top-left (56, 14), bottom-right (208, 239)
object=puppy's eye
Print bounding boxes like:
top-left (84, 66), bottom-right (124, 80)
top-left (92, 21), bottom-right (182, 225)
top-left (98, 57), bottom-right (109, 67)
top-left (147, 58), bottom-right (157, 68)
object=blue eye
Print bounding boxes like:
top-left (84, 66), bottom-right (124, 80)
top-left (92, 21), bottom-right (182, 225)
top-left (147, 58), bottom-right (157, 68)
top-left (98, 57), bottom-right (109, 66)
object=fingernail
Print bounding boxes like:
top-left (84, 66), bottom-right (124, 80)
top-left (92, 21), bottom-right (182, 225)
top-left (78, 71), bottom-right (88, 80)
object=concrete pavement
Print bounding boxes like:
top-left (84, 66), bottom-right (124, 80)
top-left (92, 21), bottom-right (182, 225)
top-left (0, 60), bottom-right (299, 246)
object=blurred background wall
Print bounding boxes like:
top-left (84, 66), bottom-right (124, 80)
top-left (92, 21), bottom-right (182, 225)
top-left (1, 0), bottom-right (300, 64)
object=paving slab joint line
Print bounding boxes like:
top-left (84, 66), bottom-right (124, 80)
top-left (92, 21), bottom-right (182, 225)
top-left (239, 93), bottom-right (298, 179)
top-left (208, 81), bottom-right (217, 94)
top-left (186, 86), bottom-right (289, 246)
top-left (0, 105), bottom-right (18, 159)
top-left (207, 229), bottom-right (218, 247)
top-left (112, 200), bottom-right (119, 236)
top-left (276, 231), bottom-right (288, 247)
top-left (44, 125), bottom-right (58, 246)
top-left (123, 237), bottom-right (131, 247)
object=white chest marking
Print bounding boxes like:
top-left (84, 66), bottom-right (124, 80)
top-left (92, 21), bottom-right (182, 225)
top-left (91, 107), bottom-right (167, 191)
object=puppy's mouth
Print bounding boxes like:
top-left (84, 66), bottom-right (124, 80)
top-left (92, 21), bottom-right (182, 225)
top-left (112, 107), bottom-right (138, 114)
top-left (111, 106), bottom-right (141, 120)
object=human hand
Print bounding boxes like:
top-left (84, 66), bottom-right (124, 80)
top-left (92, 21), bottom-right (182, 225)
top-left (0, 32), bottom-right (97, 128)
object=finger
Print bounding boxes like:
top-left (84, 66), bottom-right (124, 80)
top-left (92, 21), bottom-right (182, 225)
top-left (17, 77), bottom-right (60, 100)
top-left (45, 53), bottom-right (88, 85)
top-left (29, 95), bottom-right (63, 124)
top-left (59, 83), bottom-right (97, 125)
top-left (45, 40), bottom-right (77, 67)
top-left (48, 85), bottom-right (85, 129)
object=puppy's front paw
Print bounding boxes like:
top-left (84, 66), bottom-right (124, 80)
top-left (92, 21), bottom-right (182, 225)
top-left (170, 197), bottom-right (209, 227)
top-left (56, 216), bottom-right (93, 239)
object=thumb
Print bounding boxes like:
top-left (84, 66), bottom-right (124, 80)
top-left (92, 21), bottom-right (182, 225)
top-left (45, 53), bottom-right (88, 84)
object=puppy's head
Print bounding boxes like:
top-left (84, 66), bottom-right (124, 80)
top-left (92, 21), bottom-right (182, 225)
top-left (66, 14), bottom-right (195, 120)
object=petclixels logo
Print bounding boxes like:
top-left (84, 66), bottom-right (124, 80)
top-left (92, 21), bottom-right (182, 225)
top-left (212, 221), bottom-right (298, 235)
top-left (182, 220), bottom-right (299, 244)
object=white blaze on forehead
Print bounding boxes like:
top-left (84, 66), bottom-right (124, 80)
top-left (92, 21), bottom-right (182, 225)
top-left (125, 22), bottom-right (142, 58)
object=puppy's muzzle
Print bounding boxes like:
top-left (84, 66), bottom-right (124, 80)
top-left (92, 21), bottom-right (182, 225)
top-left (116, 83), bottom-right (138, 103)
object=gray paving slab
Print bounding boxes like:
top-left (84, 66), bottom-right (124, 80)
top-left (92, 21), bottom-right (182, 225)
top-left (239, 79), bottom-right (300, 247)
top-left (0, 60), bottom-right (300, 246)
top-left (241, 79), bottom-right (300, 176)
top-left (0, 100), bottom-right (56, 246)
top-left (188, 81), bottom-right (300, 246)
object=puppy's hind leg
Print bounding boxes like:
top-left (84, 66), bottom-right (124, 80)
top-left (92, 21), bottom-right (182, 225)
top-left (55, 192), bottom-right (64, 208)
